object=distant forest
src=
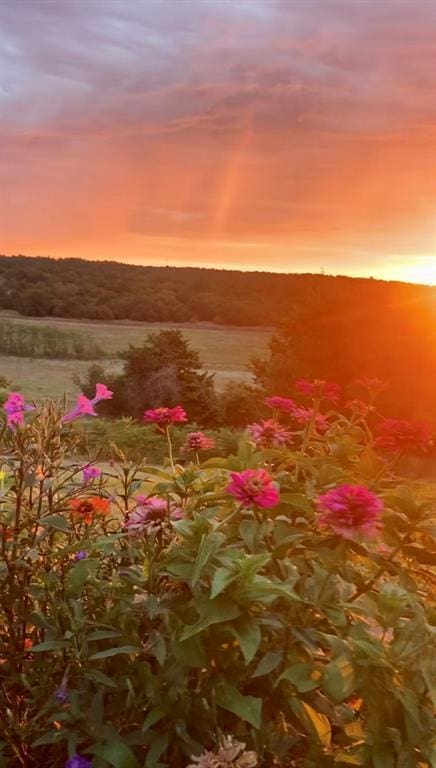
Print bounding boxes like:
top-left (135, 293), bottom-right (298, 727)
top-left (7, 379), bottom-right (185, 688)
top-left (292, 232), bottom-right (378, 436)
top-left (0, 254), bottom-right (434, 328)
top-left (1, 255), bottom-right (435, 426)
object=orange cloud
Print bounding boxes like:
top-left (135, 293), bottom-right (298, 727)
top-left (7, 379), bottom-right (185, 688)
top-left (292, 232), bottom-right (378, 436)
top-left (1, 0), bottom-right (435, 282)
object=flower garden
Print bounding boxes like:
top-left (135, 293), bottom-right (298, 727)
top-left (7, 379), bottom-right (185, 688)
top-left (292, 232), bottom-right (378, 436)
top-left (0, 380), bottom-right (435, 767)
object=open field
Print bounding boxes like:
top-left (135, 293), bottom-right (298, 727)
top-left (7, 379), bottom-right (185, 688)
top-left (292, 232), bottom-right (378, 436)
top-left (0, 313), bottom-right (271, 401)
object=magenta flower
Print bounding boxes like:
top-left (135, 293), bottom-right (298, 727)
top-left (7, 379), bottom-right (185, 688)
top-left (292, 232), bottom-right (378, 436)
top-left (144, 405), bottom-right (187, 427)
top-left (316, 484), bottom-right (383, 538)
top-left (182, 431), bottom-right (215, 452)
top-left (345, 399), bottom-right (370, 417)
top-left (292, 406), bottom-right (329, 432)
top-left (65, 757), bottom-right (92, 768)
top-left (3, 392), bottom-right (35, 429)
top-left (63, 394), bottom-right (97, 424)
top-left (248, 419), bottom-right (292, 448)
top-left (126, 496), bottom-right (183, 535)
top-left (356, 377), bottom-right (388, 393)
top-left (265, 395), bottom-right (297, 413)
top-left (227, 469), bottom-right (280, 509)
top-left (295, 379), bottom-right (340, 403)
top-left (92, 383), bottom-right (113, 404)
top-left (375, 419), bottom-right (433, 453)
top-left (82, 465), bottom-right (101, 483)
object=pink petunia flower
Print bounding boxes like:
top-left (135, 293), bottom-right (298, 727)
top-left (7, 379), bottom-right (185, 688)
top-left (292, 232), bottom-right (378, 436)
top-left (375, 419), bottom-right (433, 453)
top-left (316, 483), bottom-right (383, 538)
top-left (144, 405), bottom-right (187, 427)
top-left (248, 419), bottom-right (292, 448)
top-left (227, 469), bottom-right (280, 509)
top-left (82, 465), bottom-right (101, 483)
top-left (295, 379), bottom-right (341, 403)
top-left (265, 396), bottom-right (297, 413)
top-left (126, 495), bottom-right (183, 535)
top-left (92, 382), bottom-right (113, 404)
top-left (63, 394), bottom-right (97, 424)
top-left (182, 431), bottom-right (215, 452)
top-left (3, 392), bottom-right (35, 429)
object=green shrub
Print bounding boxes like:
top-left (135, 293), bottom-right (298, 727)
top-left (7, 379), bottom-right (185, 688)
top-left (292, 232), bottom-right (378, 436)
top-left (0, 390), bottom-right (435, 767)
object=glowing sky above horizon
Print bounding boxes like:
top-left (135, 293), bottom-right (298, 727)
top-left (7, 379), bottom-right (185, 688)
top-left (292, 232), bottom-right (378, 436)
top-left (1, 0), bottom-right (435, 284)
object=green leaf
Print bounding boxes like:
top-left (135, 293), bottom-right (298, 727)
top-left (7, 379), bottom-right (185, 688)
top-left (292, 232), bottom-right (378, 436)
top-left (142, 708), bottom-right (165, 733)
top-left (180, 596), bottom-right (240, 641)
top-left (30, 640), bottom-right (69, 652)
top-left (192, 531), bottom-right (226, 586)
top-left (145, 733), bottom-right (169, 767)
top-left (40, 514), bottom-right (70, 532)
top-left (89, 645), bottom-right (142, 660)
top-left (210, 566), bottom-right (237, 599)
top-left (231, 616), bottom-right (261, 665)
top-left (252, 651), bottom-right (283, 678)
top-left (87, 630), bottom-right (123, 641)
top-left (291, 699), bottom-right (331, 747)
top-left (278, 663), bottom-right (319, 693)
top-left (66, 559), bottom-right (99, 596)
top-left (215, 677), bottom-right (262, 729)
top-left (322, 656), bottom-right (356, 702)
top-left (93, 741), bottom-right (140, 768)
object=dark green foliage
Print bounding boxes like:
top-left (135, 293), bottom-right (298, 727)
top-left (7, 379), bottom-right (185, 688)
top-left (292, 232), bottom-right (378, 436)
top-left (77, 331), bottom-right (220, 426)
top-left (0, 319), bottom-right (104, 359)
top-left (1, 397), bottom-right (435, 767)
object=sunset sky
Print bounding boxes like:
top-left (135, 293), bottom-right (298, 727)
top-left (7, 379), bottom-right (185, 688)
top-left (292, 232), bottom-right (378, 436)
top-left (1, 0), bottom-right (435, 284)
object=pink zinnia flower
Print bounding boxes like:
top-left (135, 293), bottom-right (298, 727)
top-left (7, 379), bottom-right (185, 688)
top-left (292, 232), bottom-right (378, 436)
top-left (295, 379), bottom-right (341, 403)
top-left (227, 469), bottom-right (280, 509)
top-left (345, 399), bottom-right (370, 418)
top-left (182, 431), bottom-right (215, 452)
top-left (82, 465), bottom-right (101, 483)
top-left (356, 377), bottom-right (388, 393)
top-left (265, 396), bottom-right (297, 413)
top-left (292, 406), bottom-right (329, 432)
top-left (375, 419), bottom-right (433, 453)
top-left (316, 483), bottom-right (383, 538)
top-left (126, 495), bottom-right (183, 535)
top-left (144, 405), bottom-right (187, 427)
top-left (248, 419), bottom-right (292, 448)
top-left (3, 392), bottom-right (35, 429)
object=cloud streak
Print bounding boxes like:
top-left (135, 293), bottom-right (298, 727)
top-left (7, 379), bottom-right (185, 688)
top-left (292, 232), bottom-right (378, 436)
top-left (1, 0), bottom-right (435, 280)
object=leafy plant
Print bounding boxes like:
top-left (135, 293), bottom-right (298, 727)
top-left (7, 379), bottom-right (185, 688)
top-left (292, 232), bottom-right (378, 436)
top-left (0, 380), bottom-right (435, 767)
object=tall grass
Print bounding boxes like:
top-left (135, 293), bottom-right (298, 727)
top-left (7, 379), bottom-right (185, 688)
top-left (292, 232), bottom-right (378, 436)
top-left (0, 319), bottom-right (105, 359)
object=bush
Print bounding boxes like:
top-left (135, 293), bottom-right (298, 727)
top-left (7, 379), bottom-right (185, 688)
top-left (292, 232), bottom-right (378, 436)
top-left (0, 384), bottom-right (435, 767)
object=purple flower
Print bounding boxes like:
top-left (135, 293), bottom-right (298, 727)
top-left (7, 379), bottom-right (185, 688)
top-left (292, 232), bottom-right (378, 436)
top-left (54, 686), bottom-right (70, 704)
top-left (3, 392), bottom-right (35, 429)
top-left (248, 419), bottom-right (291, 448)
top-left (126, 496), bottom-right (183, 535)
top-left (65, 755), bottom-right (92, 768)
top-left (75, 550), bottom-right (87, 561)
top-left (265, 396), bottom-right (297, 413)
top-left (82, 465), bottom-right (101, 483)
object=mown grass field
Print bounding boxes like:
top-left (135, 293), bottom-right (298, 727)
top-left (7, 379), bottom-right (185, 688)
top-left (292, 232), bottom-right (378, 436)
top-left (0, 313), bottom-right (271, 401)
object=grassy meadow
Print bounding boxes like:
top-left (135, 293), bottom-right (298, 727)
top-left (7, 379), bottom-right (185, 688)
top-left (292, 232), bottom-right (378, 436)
top-left (0, 313), bottom-right (271, 401)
